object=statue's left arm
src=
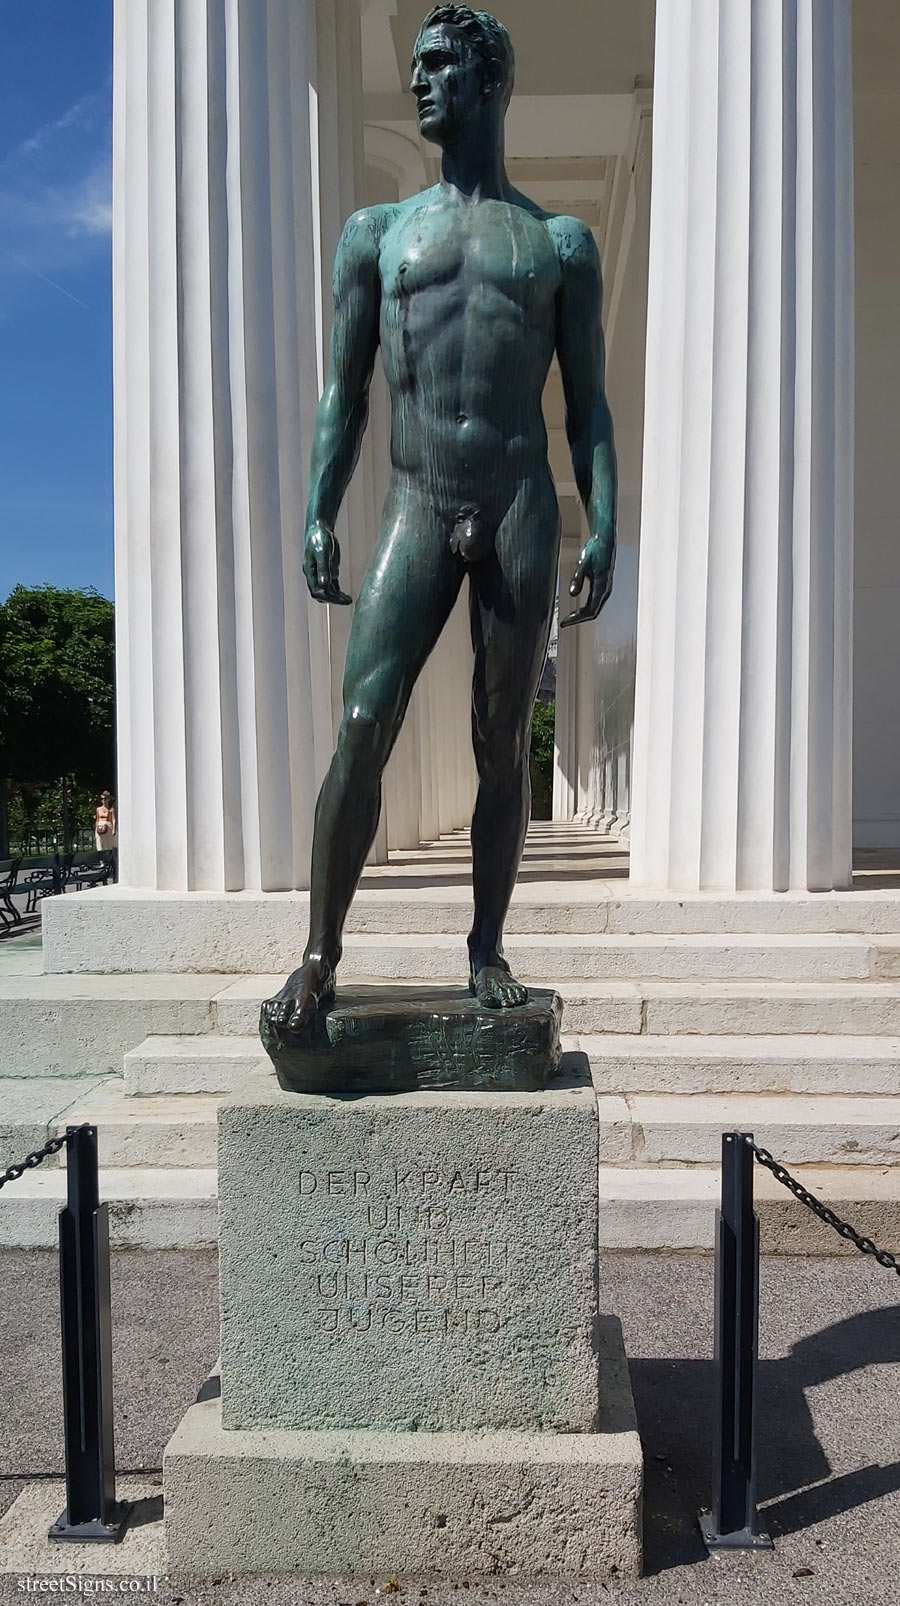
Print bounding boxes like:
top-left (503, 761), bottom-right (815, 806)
top-left (552, 218), bottom-right (618, 628)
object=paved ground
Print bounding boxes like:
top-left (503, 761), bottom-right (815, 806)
top-left (0, 925), bottom-right (42, 975)
top-left (0, 1247), bottom-right (897, 1603)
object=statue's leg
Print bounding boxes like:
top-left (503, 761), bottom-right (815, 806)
top-left (467, 478), bottom-right (560, 1008)
top-left (266, 486), bottom-right (463, 1030)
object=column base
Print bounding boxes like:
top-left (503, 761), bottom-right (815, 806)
top-left (164, 1322), bottom-right (643, 1580)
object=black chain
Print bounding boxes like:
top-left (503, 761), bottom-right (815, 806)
top-left (0, 1133), bottom-right (70, 1192)
top-left (8, 1129), bottom-right (898, 1277)
top-left (748, 1138), bottom-right (900, 1276)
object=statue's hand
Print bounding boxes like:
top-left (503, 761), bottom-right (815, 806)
top-left (303, 520), bottom-right (352, 606)
top-left (560, 536), bottom-right (614, 628)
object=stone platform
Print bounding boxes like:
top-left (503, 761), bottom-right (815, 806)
top-left (38, 827), bottom-right (900, 979)
top-left (163, 1061), bottom-right (643, 1577)
top-left (165, 1321), bottom-right (642, 1579)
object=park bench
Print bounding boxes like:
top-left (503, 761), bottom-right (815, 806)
top-left (1, 854), bottom-right (63, 922)
top-left (62, 850), bottom-right (116, 892)
top-left (0, 859), bottom-right (22, 928)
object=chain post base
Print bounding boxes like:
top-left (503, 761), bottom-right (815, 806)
top-left (699, 1510), bottom-right (773, 1552)
top-left (48, 1501), bottom-right (133, 1545)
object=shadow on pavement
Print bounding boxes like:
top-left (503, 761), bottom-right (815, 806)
top-left (765, 1461), bottom-right (900, 1538)
top-left (633, 1301), bottom-right (900, 1576)
top-left (0, 915), bottom-right (39, 941)
top-left (129, 1492), bottom-right (164, 1528)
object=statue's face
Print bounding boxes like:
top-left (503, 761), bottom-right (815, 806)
top-left (411, 24), bottom-right (485, 143)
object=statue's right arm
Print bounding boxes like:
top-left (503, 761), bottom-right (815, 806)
top-left (303, 208), bottom-right (385, 605)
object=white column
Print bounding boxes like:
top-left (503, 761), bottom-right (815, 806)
top-left (315, 0), bottom-right (389, 864)
top-left (552, 612), bottom-right (577, 822)
top-left (445, 593), bottom-right (477, 830)
top-left (114, 0), bottom-right (333, 891)
top-left (630, 0), bottom-right (854, 892)
top-left (552, 91), bottom-right (651, 840)
top-left (575, 620), bottom-right (597, 822)
top-left (552, 536), bottom-right (582, 824)
top-left (416, 674), bottom-right (440, 843)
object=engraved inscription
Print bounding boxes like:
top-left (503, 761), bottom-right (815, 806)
top-left (297, 1163), bottom-right (518, 1340)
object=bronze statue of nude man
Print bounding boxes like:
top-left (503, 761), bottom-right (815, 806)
top-left (265, 4), bottom-right (616, 1032)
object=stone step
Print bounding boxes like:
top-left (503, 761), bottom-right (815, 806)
top-left (48, 1080), bottom-right (221, 1167)
top-left (52, 1072), bottom-right (900, 1176)
top-left (0, 1166), bottom-right (218, 1249)
top-left (125, 1034), bottom-right (269, 1095)
top-left (126, 1005), bottom-right (641, 1092)
top-left (336, 932), bottom-right (873, 983)
top-left (593, 1092), bottom-right (900, 1167)
top-left (640, 980), bottom-right (900, 1035)
top-left (8, 972), bottom-right (900, 1090)
top-left (0, 974), bottom-right (233, 1077)
top-left (0, 1077), bottom-right (106, 1168)
top-left (3, 1152), bottom-right (896, 1255)
top-left (125, 1025), bottom-right (900, 1100)
top-left (586, 1033), bottom-right (900, 1094)
top-left (596, 1164), bottom-right (900, 1254)
top-left (212, 976), bottom-right (900, 1039)
top-left (211, 978), bottom-right (648, 1037)
top-left (42, 884), bottom-right (900, 974)
top-left (125, 1026), bottom-right (633, 1096)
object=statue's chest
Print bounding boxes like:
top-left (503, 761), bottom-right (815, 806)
top-left (381, 208), bottom-right (557, 309)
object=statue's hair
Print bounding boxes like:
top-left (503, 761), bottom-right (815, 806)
top-left (415, 6), bottom-right (515, 108)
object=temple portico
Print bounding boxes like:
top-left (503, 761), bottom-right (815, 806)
top-left (106, 0), bottom-right (900, 900)
top-left (7, 0), bottom-right (900, 1257)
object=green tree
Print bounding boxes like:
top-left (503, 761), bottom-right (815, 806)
top-left (529, 698), bottom-right (556, 821)
top-left (0, 586), bottom-right (115, 855)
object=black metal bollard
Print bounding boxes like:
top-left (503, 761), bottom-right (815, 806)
top-left (48, 1125), bottom-right (131, 1543)
top-left (699, 1131), bottom-right (772, 1551)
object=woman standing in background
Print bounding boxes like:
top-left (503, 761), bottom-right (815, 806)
top-left (93, 790), bottom-right (117, 852)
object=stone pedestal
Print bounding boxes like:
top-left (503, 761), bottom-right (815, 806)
top-left (163, 1071), bottom-right (643, 1577)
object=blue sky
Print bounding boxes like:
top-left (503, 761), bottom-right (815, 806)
top-left (0, 0), bottom-right (113, 602)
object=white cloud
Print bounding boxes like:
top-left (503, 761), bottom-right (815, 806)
top-left (68, 184), bottom-right (113, 238)
top-left (14, 87), bottom-right (109, 163)
top-left (0, 155), bottom-right (111, 240)
top-left (52, 155), bottom-right (112, 238)
top-left (0, 82), bottom-right (112, 294)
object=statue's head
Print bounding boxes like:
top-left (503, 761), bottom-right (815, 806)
top-left (411, 5), bottom-right (515, 144)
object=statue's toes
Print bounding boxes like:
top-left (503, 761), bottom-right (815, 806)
top-left (475, 968), bottom-right (528, 1009)
top-left (263, 994), bottom-right (314, 1034)
top-left (497, 983), bottom-right (522, 1008)
top-left (473, 967), bottom-right (521, 1009)
top-left (473, 975), bottom-right (499, 1009)
top-left (285, 997), bottom-right (317, 1033)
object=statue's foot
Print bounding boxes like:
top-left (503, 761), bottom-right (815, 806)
top-left (468, 953), bottom-right (528, 1009)
top-left (262, 958), bottom-right (336, 1034)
